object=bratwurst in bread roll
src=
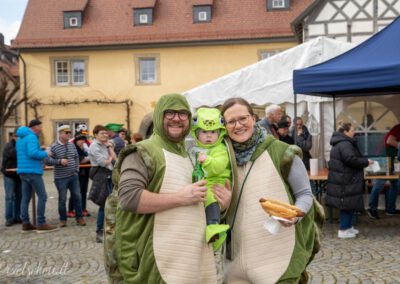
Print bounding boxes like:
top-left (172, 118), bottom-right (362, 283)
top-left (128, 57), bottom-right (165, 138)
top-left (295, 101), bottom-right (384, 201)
top-left (259, 198), bottom-right (305, 219)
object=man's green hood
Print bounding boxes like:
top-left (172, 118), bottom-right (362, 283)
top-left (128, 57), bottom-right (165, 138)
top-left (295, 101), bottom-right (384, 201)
top-left (152, 93), bottom-right (192, 155)
top-left (191, 107), bottom-right (226, 149)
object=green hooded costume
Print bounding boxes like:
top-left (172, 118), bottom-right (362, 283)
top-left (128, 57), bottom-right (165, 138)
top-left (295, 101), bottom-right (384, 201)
top-left (225, 135), bottom-right (323, 283)
top-left (107, 94), bottom-right (218, 284)
top-left (191, 107), bottom-right (231, 251)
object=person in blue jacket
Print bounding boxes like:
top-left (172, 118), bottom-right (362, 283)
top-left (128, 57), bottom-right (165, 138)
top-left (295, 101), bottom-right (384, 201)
top-left (16, 119), bottom-right (58, 232)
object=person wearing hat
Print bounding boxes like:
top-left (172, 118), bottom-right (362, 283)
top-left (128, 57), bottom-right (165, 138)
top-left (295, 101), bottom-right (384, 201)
top-left (105, 123), bottom-right (125, 156)
top-left (46, 125), bottom-right (86, 227)
top-left (67, 133), bottom-right (91, 217)
top-left (16, 119), bottom-right (58, 232)
top-left (277, 118), bottom-right (294, 145)
top-left (118, 128), bottom-right (129, 145)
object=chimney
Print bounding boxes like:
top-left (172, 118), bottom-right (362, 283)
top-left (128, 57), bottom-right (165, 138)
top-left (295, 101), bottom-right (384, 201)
top-left (0, 33), bottom-right (4, 47)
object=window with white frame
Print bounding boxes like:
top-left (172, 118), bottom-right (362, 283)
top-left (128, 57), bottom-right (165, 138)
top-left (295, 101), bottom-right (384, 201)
top-left (135, 54), bottom-right (160, 85)
top-left (140, 58), bottom-right (156, 83)
top-left (272, 0), bottom-right (285, 8)
top-left (53, 58), bottom-right (87, 86)
top-left (63, 12), bottom-right (82, 29)
top-left (193, 5), bottom-right (212, 23)
top-left (133, 8), bottom-right (153, 26)
top-left (267, 0), bottom-right (290, 10)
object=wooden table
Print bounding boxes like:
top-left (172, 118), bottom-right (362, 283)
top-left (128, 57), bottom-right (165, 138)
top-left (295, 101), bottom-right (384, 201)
top-left (308, 168), bottom-right (400, 223)
top-left (308, 168), bottom-right (328, 202)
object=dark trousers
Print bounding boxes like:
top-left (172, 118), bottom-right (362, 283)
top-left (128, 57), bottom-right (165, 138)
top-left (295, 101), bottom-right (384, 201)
top-left (68, 173), bottom-right (89, 211)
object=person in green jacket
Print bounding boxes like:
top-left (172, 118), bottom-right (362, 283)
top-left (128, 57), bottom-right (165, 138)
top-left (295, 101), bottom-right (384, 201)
top-left (191, 107), bottom-right (231, 251)
top-left (220, 97), bottom-right (322, 284)
top-left (108, 94), bottom-right (232, 283)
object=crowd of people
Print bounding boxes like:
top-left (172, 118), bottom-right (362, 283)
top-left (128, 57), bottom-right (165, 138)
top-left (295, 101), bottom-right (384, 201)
top-left (1, 119), bottom-right (143, 241)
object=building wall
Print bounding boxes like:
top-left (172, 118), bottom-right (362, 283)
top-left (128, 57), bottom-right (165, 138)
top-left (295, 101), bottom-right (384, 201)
top-left (303, 0), bottom-right (400, 44)
top-left (20, 41), bottom-right (297, 145)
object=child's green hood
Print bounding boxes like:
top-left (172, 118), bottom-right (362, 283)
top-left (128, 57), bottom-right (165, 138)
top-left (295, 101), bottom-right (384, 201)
top-left (191, 107), bottom-right (226, 149)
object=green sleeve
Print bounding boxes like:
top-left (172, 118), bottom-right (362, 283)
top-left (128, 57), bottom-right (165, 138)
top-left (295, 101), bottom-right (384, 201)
top-left (202, 144), bottom-right (230, 176)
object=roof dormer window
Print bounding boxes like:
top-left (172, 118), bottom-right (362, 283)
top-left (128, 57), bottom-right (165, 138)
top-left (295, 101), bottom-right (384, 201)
top-left (64, 12), bottom-right (82, 29)
top-left (69, 17), bottom-right (79, 27)
top-left (267, 0), bottom-right (290, 10)
top-left (193, 5), bottom-right (212, 23)
top-left (134, 8), bottom-right (153, 26)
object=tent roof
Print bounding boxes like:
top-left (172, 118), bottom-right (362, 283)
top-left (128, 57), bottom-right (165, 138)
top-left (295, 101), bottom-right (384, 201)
top-left (293, 17), bottom-right (400, 97)
top-left (184, 37), bottom-right (353, 108)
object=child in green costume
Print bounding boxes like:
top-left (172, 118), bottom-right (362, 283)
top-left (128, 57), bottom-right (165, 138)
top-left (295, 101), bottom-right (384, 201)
top-left (191, 107), bottom-right (231, 251)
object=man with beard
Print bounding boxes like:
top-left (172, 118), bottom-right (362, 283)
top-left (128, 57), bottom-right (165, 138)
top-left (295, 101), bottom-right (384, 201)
top-left (106, 94), bottom-right (232, 283)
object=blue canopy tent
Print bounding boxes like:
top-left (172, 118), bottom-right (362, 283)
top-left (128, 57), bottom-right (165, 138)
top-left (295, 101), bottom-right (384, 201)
top-left (292, 16), bottom-right (400, 127)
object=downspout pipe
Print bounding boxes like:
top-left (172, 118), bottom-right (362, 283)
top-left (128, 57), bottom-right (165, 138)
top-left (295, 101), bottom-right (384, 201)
top-left (17, 50), bottom-right (28, 125)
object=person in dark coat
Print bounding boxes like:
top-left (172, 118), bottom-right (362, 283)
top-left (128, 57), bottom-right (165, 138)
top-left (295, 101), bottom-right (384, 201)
top-left (1, 131), bottom-right (22, 226)
top-left (291, 117), bottom-right (312, 170)
top-left (326, 122), bottom-right (372, 239)
top-left (277, 119), bottom-right (294, 145)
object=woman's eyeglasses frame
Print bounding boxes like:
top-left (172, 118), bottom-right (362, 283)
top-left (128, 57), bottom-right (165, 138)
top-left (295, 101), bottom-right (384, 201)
top-left (225, 115), bottom-right (251, 129)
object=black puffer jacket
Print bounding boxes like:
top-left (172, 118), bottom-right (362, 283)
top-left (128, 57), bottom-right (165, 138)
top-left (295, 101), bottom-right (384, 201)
top-left (1, 138), bottom-right (19, 179)
top-left (325, 132), bottom-right (369, 211)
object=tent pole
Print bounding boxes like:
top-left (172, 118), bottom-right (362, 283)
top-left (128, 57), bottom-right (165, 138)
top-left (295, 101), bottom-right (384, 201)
top-left (333, 95), bottom-right (336, 131)
top-left (294, 93), bottom-right (297, 143)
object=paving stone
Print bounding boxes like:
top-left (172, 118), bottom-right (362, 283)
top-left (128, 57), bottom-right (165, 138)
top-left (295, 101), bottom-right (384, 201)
top-left (2, 172), bottom-right (400, 283)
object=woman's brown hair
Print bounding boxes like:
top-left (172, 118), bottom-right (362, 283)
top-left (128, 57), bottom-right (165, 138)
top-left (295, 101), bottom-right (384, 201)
top-left (131, 132), bottom-right (144, 142)
top-left (337, 121), bottom-right (352, 133)
top-left (220, 98), bottom-right (254, 117)
top-left (92, 124), bottom-right (107, 135)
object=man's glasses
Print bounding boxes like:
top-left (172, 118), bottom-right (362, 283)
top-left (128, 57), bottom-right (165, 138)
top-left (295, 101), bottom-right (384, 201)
top-left (164, 110), bottom-right (190, 121)
top-left (225, 115), bottom-right (251, 129)
top-left (64, 131), bottom-right (72, 134)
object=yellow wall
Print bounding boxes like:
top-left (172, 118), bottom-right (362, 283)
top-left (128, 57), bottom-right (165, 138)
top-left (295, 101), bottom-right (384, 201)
top-left (20, 41), bottom-right (297, 145)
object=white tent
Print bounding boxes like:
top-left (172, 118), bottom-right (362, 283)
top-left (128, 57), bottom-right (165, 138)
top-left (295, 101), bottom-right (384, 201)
top-left (183, 36), bottom-right (354, 108)
top-left (183, 37), bottom-right (355, 166)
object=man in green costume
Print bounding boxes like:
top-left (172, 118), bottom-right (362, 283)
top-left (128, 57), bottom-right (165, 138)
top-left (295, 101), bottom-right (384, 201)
top-left (112, 94), bottom-right (232, 283)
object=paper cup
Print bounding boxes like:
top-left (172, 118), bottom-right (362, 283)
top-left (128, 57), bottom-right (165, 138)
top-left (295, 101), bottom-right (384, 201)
top-left (310, 158), bottom-right (318, 176)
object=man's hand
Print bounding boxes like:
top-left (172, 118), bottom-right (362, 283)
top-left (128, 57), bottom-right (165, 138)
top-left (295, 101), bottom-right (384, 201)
top-left (178, 180), bottom-right (207, 206)
top-left (212, 180), bottom-right (232, 211)
top-left (60, 159), bottom-right (68, 166)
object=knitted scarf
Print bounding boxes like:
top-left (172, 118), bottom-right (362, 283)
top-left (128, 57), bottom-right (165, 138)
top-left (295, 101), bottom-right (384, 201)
top-left (231, 124), bottom-right (267, 166)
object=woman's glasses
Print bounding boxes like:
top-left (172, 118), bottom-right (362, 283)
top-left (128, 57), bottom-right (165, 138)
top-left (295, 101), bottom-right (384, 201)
top-left (225, 115), bottom-right (251, 129)
top-left (164, 110), bottom-right (190, 121)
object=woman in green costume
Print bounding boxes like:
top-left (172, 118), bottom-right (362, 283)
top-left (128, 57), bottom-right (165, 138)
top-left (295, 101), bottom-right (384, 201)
top-left (220, 98), bottom-right (318, 284)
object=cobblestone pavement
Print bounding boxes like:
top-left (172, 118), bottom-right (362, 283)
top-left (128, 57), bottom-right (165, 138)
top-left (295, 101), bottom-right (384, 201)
top-left (1, 172), bottom-right (400, 283)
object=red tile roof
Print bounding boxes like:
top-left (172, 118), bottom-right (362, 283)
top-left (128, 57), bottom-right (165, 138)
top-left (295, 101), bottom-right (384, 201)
top-left (130, 0), bottom-right (157, 8)
top-left (0, 61), bottom-right (19, 78)
top-left (191, 0), bottom-right (214, 5)
top-left (61, 0), bottom-right (88, 12)
top-left (13, 0), bottom-right (314, 49)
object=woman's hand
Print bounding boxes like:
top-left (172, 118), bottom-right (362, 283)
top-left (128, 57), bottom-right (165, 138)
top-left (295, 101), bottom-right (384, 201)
top-left (212, 180), bottom-right (232, 211)
top-left (278, 217), bottom-right (298, 227)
